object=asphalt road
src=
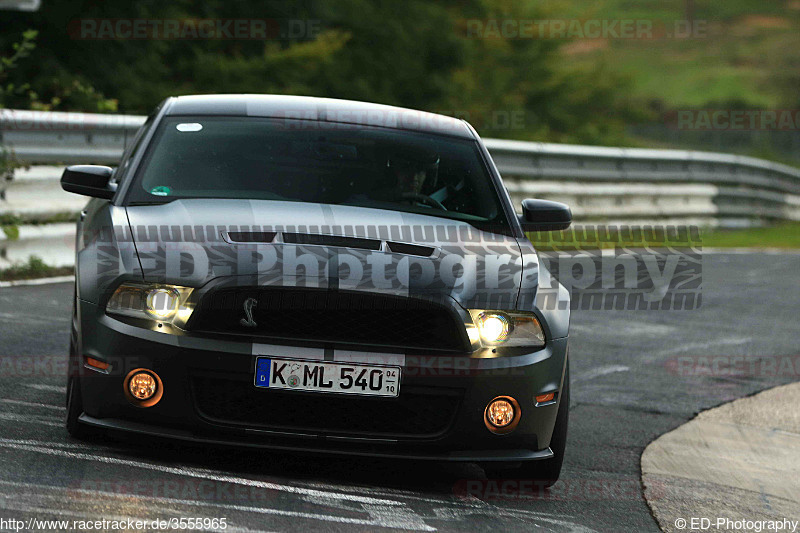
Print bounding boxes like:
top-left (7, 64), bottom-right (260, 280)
top-left (0, 252), bottom-right (798, 532)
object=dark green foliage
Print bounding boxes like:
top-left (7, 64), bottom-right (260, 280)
top-left (0, 0), bottom-right (637, 144)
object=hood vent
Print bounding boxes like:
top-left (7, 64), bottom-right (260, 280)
top-left (224, 231), bottom-right (436, 257)
top-left (226, 231), bottom-right (277, 243)
top-left (386, 241), bottom-right (435, 257)
top-left (282, 233), bottom-right (382, 250)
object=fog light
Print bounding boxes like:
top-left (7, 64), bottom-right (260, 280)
top-left (487, 399), bottom-right (514, 426)
top-left (484, 396), bottom-right (521, 434)
top-left (123, 369), bottom-right (163, 407)
top-left (130, 372), bottom-right (156, 400)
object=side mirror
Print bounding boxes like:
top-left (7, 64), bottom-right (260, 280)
top-left (61, 165), bottom-right (115, 199)
top-left (519, 198), bottom-right (572, 232)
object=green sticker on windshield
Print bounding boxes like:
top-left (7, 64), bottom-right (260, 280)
top-left (150, 185), bottom-right (171, 196)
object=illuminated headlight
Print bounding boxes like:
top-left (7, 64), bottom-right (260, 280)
top-left (145, 288), bottom-right (180, 319)
top-left (106, 283), bottom-right (195, 328)
top-left (475, 312), bottom-right (510, 343)
top-left (467, 310), bottom-right (545, 349)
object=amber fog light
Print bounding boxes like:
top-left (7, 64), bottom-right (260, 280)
top-left (123, 369), bottom-right (163, 407)
top-left (487, 399), bottom-right (514, 426)
top-left (130, 373), bottom-right (156, 399)
top-left (484, 396), bottom-right (521, 434)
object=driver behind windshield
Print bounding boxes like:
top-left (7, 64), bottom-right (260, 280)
top-left (370, 150), bottom-right (445, 208)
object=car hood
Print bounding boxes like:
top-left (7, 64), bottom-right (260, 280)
top-left (125, 199), bottom-right (536, 310)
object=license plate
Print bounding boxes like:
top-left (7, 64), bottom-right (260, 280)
top-left (254, 357), bottom-right (401, 397)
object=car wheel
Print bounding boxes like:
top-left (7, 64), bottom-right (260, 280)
top-left (65, 286), bottom-right (92, 439)
top-left (486, 358), bottom-right (570, 488)
top-left (65, 373), bottom-right (90, 439)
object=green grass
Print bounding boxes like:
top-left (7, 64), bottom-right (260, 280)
top-left (0, 211), bottom-right (79, 226)
top-left (527, 222), bottom-right (800, 249)
top-left (558, 0), bottom-right (800, 109)
top-left (563, 0), bottom-right (791, 23)
top-left (1, 225), bottom-right (19, 240)
top-left (700, 222), bottom-right (800, 248)
top-left (0, 256), bottom-right (73, 282)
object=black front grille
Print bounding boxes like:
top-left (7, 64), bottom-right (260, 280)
top-left (192, 375), bottom-right (462, 439)
top-left (190, 287), bottom-right (467, 351)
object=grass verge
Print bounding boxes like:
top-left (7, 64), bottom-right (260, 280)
top-left (700, 222), bottom-right (800, 249)
top-left (0, 256), bottom-right (73, 282)
top-left (0, 211), bottom-right (80, 226)
top-left (527, 222), bottom-right (800, 249)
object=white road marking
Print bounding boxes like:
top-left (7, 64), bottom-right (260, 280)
top-left (574, 365), bottom-right (631, 382)
top-left (702, 248), bottom-right (800, 255)
top-left (0, 442), bottom-right (594, 531)
top-left (300, 480), bottom-right (480, 507)
top-left (0, 438), bottom-right (408, 507)
top-left (23, 384), bottom-right (66, 393)
top-left (0, 479), bottom-right (427, 531)
top-left (0, 398), bottom-right (65, 411)
top-left (571, 322), bottom-right (678, 337)
top-left (362, 503), bottom-right (435, 530)
top-left (296, 476), bottom-right (600, 532)
top-left (0, 500), bottom-right (240, 533)
top-left (0, 412), bottom-right (61, 427)
top-left (649, 337), bottom-right (753, 359)
top-left (428, 505), bottom-right (598, 532)
top-left (0, 438), bottom-right (88, 450)
top-left (0, 312), bottom-right (71, 323)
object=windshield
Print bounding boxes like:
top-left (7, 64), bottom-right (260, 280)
top-left (127, 116), bottom-right (509, 228)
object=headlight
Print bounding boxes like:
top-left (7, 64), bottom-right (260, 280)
top-left (145, 287), bottom-right (180, 319)
top-left (467, 310), bottom-right (545, 349)
top-left (106, 283), bottom-right (195, 328)
top-left (474, 312), bottom-right (510, 343)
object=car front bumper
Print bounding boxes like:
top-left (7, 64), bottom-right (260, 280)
top-left (76, 299), bottom-right (568, 463)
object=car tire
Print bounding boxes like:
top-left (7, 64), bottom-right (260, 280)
top-left (486, 358), bottom-right (570, 488)
top-left (65, 285), bottom-right (92, 439)
top-left (65, 373), bottom-right (90, 439)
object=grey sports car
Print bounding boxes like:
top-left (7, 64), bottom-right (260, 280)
top-left (62, 94), bottom-right (572, 484)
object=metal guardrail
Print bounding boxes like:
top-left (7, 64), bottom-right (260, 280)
top-left (2, 108), bottom-right (799, 226)
top-left (0, 109), bottom-right (142, 167)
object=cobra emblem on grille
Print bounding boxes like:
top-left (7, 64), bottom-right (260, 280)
top-left (240, 297), bottom-right (258, 327)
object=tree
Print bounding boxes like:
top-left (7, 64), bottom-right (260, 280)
top-left (0, 0), bottom-right (641, 144)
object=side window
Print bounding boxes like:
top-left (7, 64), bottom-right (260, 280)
top-left (110, 113), bottom-right (155, 185)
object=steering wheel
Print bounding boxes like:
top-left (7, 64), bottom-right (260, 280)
top-left (400, 192), bottom-right (447, 211)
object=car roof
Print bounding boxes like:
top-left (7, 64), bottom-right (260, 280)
top-left (164, 94), bottom-right (475, 139)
